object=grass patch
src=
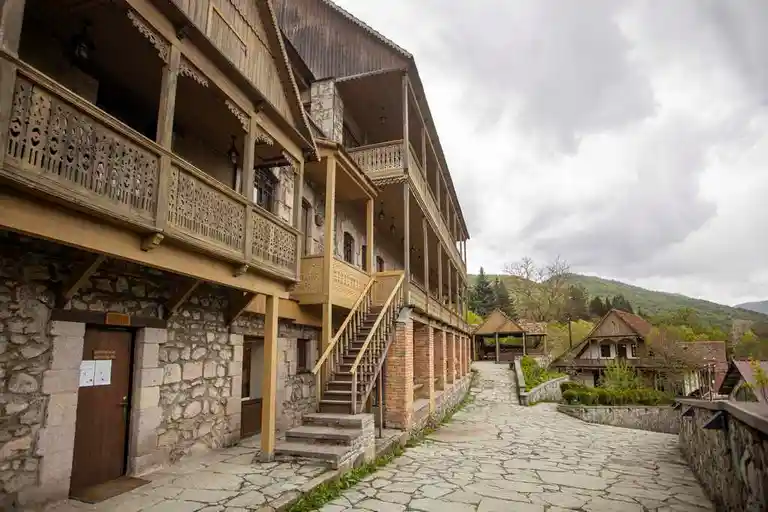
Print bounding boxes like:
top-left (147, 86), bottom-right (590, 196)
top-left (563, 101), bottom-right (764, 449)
top-left (289, 372), bottom-right (477, 511)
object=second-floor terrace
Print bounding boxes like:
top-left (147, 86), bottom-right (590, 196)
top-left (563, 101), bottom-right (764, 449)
top-left (0, 0), bottom-right (315, 292)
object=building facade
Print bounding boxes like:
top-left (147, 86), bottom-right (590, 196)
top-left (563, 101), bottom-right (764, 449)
top-left (0, 0), bottom-right (472, 506)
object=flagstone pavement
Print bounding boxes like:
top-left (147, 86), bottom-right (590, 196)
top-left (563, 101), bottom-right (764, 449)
top-left (321, 362), bottom-right (713, 512)
top-left (46, 362), bottom-right (713, 512)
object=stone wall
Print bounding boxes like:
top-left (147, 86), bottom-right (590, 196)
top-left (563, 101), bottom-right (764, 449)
top-left (520, 376), bottom-right (569, 406)
top-left (558, 405), bottom-right (681, 434)
top-left (233, 313), bottom-right (320, 432)
top-left (678, 399), bottom-right (767, 512)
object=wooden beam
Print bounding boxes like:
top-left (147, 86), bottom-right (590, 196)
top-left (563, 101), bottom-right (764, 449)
top-left (57, 254), bottom-right (106, 308)
top-left (155, 45), bottom-right (180, 233)
top-left (166, 279), bottom-right (201, 318)
top-left (403, 181), bottom-right (411, 299)
top-left (402, 73), bottom-right (409, 172)
top-left (260, 293), bottom-right (279, 461)
top-left (228, 290), bottom-right (256, 325)
top-left (366, 198), bottom-right (374, 274)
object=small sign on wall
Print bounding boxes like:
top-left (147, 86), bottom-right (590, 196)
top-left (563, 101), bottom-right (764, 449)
top-left (79, 360), bottom-right (112, 387)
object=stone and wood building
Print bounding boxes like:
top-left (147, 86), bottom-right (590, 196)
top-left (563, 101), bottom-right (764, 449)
top-left (0, 0), bottom-right (473, 506)
top-left (552, 309), bottom-right (727, 395)
top-left (718, 359), bottom-right (768, 405)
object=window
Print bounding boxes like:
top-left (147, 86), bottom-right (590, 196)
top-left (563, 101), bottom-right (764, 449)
top-left (361, 245), bottom-right (367, 271)
top-left (630, 344), bottom-right (638, 358)
top-left (376, 256), bottom-right (385, 272)
top-left (254, 169), bottom-right (277, 212)
top-left (297, 339), bottom-right (311, 372)
top-left (343, 232), bottom-right (354, 264)
top-left (600, 344), bottom-right (612, 358)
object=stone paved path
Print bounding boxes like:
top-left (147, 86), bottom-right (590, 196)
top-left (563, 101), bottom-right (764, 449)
top-left (322, 362), bottom-right (713, 512)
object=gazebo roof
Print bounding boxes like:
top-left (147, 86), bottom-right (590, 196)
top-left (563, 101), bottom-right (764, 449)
top-left (473, 309), bottom-right (525, 336)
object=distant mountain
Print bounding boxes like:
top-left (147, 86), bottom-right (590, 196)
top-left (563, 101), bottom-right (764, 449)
top-left (470, 273), bottom-right (768, 330)
top-left (735, 300), bottom-right (768, 315)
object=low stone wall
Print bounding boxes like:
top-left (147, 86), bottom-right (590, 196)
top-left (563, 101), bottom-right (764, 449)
top-left (558, 404), bottom-right (680, 434)
top-left (520, 376), bottom-right (569, 406)
top-left (677, 399), bottom-right (767, 512)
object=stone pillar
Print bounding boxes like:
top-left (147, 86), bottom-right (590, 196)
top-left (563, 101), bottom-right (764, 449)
top-left (309, 79), bottom-right (344, 143)
top-left (384, 319), bottom-right (413, 430)
top-left (433, 328), bottom-right (446, 391)
top-left (23, 321), bottom-right (84, 505)
top-left (412, 323), bottom-right (434, 411)
top-left (127, 327), bottom-right (167, 476)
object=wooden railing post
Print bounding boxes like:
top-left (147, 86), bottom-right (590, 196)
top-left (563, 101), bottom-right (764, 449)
top-left (0, 0), bottom-right (26, 170)
top-left (242, 116), bottom-right (257, 263)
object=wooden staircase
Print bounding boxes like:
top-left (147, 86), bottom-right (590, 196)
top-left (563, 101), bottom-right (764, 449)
top-left (275, 271), bottom-right (406, 466)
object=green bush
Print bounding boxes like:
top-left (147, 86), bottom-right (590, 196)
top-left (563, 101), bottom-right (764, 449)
top-left (562, 389), bottom-right (579, 404)
top-left (521, 356), bottom-right (564, 390)
top-left (560, 381), bottom-right (584, 393)
top-left (561, 386), bottom-right (673, 406)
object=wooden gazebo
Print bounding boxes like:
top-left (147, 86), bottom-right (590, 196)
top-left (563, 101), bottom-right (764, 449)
top-left (472, 309), bottom-right (526, 363)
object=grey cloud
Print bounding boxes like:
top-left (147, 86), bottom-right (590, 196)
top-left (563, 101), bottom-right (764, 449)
top-left (411, 0), bottom-right (656, 152)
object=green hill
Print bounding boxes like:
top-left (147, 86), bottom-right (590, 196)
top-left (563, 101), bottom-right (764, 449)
top-left (736, 300), bottom-right (768, 315)
top-left (470, 273), bottom-right (768, 330)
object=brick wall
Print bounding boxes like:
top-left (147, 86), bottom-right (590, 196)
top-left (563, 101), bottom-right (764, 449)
top-left (433, 329), bottom-right (446, 390)
top-left (446, 333), bottom-right (456, 383)
top-left (384, 319), bottom-right (413, 429)
top-left (412, 323), bottom-right (434, 402)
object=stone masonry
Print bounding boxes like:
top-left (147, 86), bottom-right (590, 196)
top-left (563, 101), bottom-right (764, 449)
top-left (0, 232), bottom-right (321, 504)
top-left (558, 404), bottom-right (681, 435)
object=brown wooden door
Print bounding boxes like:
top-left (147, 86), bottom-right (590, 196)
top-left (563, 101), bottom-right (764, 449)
top-left (70, 328), bottom-right (133, 493)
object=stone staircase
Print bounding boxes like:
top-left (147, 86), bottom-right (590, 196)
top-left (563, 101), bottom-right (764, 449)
top-left (275, 272), bottom-right (406, 468)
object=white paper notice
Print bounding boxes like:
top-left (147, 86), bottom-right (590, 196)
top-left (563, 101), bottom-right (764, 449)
top-left (94, 360), bottom-right (112, 386)
top-left (79, 360), bottom-right (95, 387)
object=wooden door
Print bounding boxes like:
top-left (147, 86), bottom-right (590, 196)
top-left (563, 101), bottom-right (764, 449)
top-left (70, 328), bottom-right (133, 493)
top-left (240, 338), bottom-right (263, 437)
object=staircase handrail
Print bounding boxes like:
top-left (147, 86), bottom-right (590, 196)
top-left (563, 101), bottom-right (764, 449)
top-left (311, 276), bottom-right (376, 376)
top-left (349, 272), bottom-right (406, 375)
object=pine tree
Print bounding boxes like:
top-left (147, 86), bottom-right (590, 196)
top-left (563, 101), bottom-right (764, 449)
top-left (611, 294), bottom-right (634, 314)
top-left (493, 278), bottom-right (517, 319)
top-left (565, 285), bottom-right (589, 320)
top-left (470, 267), bottom-right (496, 317)
top-left (603, 296), bottom-right (613, 311)
top-left (589, 296), bottom-right (606, 318)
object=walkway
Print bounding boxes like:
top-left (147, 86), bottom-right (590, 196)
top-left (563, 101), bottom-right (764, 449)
top-left (322, 362), bottom-right (713, 512)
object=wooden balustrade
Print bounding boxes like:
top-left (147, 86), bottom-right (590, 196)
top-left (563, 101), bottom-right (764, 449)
top-left (3, 61), bottom-right (299, 280)
top-left (348, 141), bottom-right (403, 173)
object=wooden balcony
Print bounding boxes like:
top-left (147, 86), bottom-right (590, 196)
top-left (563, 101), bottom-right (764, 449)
top-left (2, 60), bottom-right (299, 281)
top-left (409, 279), bottom-right (468, 331)
top-left (291, 255), bottom-right (371, 309)
top-left (349, 141), bottom-right (465, 275)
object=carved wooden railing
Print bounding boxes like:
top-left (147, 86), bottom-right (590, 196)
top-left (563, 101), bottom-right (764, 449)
top-left (3, 57), bottom-right (299, 279)
top-left (350, 272), bottom-right (406, 413)
top-left (348, 140), bottom-right (403, 173)
top-left (332, 258), bottom-right (370, 309)
top-left (408, 278), bottom-right (428, 311)
top-left (312, 276), bottom-right (376, 402)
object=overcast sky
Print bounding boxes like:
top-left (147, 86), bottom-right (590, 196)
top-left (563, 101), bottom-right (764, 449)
top-left (333, 0), bottom-right (768, 307)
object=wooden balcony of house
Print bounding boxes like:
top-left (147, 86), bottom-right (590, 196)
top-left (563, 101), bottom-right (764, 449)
top-left (291, 255), bottom-right (370, 309)
top-left (408, 278), bottom-right (468, 331)
top-left (348, 140), bottom-right (465, 275)
top-left (1, 58), bottom-right (300, 282)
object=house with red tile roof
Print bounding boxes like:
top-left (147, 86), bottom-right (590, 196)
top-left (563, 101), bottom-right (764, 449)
top-left (718, 360), bottom-right (768, 405)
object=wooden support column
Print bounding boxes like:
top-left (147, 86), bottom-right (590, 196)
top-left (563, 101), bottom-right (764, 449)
top-left (435, 170), bottom-right (441, 211)
top-left (422, 217), bottom-right (429, 308)
top-left (495, 332), bottom-right (500, 363)
top-left (366, 198), bottom-right (374, 274)
top-left (321, 157), bottom-right (336, 359)
top-left (447, 263), bottom-right (452, 309)
top-left (403, 181), bottom-right (411, 299)
top-left (437, 244), bottom-right (443, 302)
top-left (455, 266), bottom-right (460, 314)
top-left (293, 156), bottom-right (305, 278)
top-left (0, 0), bottom-right (26, 170)
top-left (523, 333), bottom-right (527, 356)
top-left (421, 126), bottom-right (427, 171)
top-left (154, 45), bottom-right (181, 235)
top-left (260, 293), bottom-right (279, 461)
top-left (242, 117), bottom-right (258, 265)
top-left (402, 73), bottom-right (409, 173)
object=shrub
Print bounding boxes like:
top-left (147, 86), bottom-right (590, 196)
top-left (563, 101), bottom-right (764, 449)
top-left (521, 356), bottom-right (564, 390)
top-left (600, 359), bottom-right (641, 391)
top-left (560, 381), bottom-right (584, 393)
top-left (561, 386), bottom-right (673, 406)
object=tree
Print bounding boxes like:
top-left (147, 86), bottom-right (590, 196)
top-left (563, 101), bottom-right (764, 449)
top-left (469, 267), bottom-right (496, 317)
top-left (565, 285), bottom-right (589, 321)
top-left (611, 294), bottom-right (634, 314)
top-left (589, 296), bottom-right (607, 318)
top-left (644, 327), bottom-right (700, 393)
top-left (492, 278), bottom-right (517, 319)
top-left (503, 256), bottom-right (570, 321)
